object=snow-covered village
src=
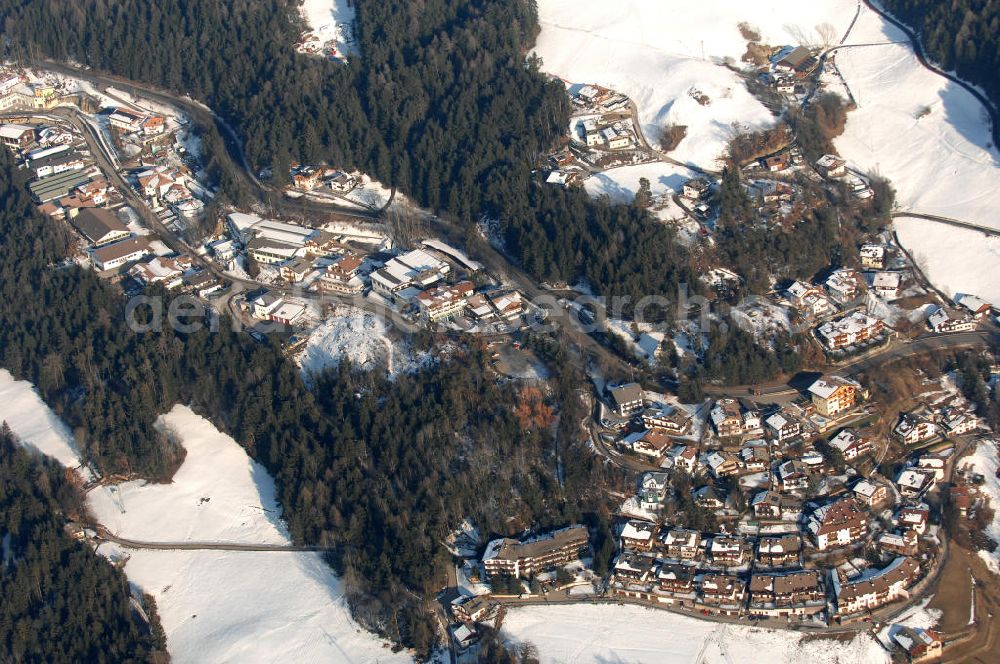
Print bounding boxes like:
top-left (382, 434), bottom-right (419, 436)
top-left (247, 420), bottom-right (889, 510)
top-left (1, 1), bottom-right (1000, 663)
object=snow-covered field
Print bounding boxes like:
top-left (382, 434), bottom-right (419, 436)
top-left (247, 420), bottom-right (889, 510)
top-left (0, 374), bottom-right (409, 664)
top-left (535, 0), bottom-right (1000, 303)
top-left (0, 370), bottom-right (85, 472)
top-left (297, 306), bottom-right (431, 378)
top-left (502, 603), bottom-right (888, 664)
top-left (962, 440), bottom-right (1000, 573)
top-left (584, 162), bottom-right (695, 221)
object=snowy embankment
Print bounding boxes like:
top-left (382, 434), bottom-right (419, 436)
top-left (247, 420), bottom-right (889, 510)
top-left (296, 305), bottom-right (432, 379)
top-left (584, 162), bottom-right (695, 221)
top-left (0, 370), bottom-right (408, 664)
top-left (502, 603), bottom-right (888, 664)
top-left (962, 440), bottom-right (1000, 574)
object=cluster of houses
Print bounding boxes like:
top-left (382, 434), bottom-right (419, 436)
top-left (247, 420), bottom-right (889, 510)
top-left (609, 502), bottom-right (924, 622)
top-left (288, 164), bottom-right (357, 194)
top-left (1, 88), bottom-right (220, 292)
top-left (760, 45), bottom-right (819, 98)
top-left (223, 211), bottom-right (525, 329)
top-left (0, 67), bottom-right (58, 112)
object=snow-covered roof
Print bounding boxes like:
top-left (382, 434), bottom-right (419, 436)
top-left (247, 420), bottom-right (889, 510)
top-left (808, 375), bottom-right (858, 399)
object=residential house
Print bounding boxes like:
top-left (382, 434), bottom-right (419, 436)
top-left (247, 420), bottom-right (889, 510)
top-left (292, 167), bottom-right (322, 191)
top-left (747, 571), bottom-right (825, 617)
top-left (852, 479), bottom-right (887, 507)
top-left (641, 403), bottom-right (692, 435)
top-left (612, 552), bottom-right (655, 585)
top-left (450, 623), bottom-right (478, 652)
top-left (0, 123), bottom-right (34, 150)
top-left (751, 490), bottom-right (784, 519)
top-left (710, 536), bottom-right (752, 567)
top-left (266, 301), bottom-right (305, 325)
top-left (955, 293), bottom-right (991, 319)
top-left (108, 107), bottom-right (144, 133)
top-left (828, 429), bottom-right (873, 460)
top-left (129, 255), bottom-right (193, 290)
top-left (711, 398), bottom-right (744, 438)
top-left (482, 526), bottom-right (589, 578)
top-left (778, 459), bottom-right (810, 492)
top-left (669, 444), bottom-right (698, 474)
top-left (927, 306), bottom-right (975, 333)
top-left (896, 468), bottom-right (936, 498)
top-left (656, 564), bottom-right (697, 605)
top-left (465, 294), bottom-right (496, 321)
top-left (705, 450), bottom-right (739, 478)
top-left (182, 270), bottom-right (223, 299)
top-left (809, 375), bottom-right (862, 417)
top-left (90, 237), bottom-right (151, 271)
top-left (871, 271), bottom-right (902, 299)
top-left (761, 154), bottom-right (790, 172)
top-left (835, 557), bottom-right (921, 616)
top-left (694, 485), bottom-right (726, 510)
top-left (698, 574), bottom-right (745, 614)
top-left (916, 453), bottom-right (949, 480)
top-left (317, 253), bottom-right (365, 295)
top-left (451, 594), bottom-right (493, 623)
top-left (325, 171), bottom-right (356, 193)
top-left (807, 497), bottom-right (868, 550)
top-left (249, 292), bottom-right (284, 320)
top-left (739, 444), bottom-right (770, 473)
top-left (824, 268), bottom-right (865, 304)
top-left (280, 256), bottom-right (314, 283)
top-left (878, 530), bottom-right (918, 557)
top-left (625, 429), bottom-right (673, 462)
top-left (487, 291), bottom-right (524, 320)
top-left (785, 280), bottom-right (834, 318)
top-left (682, 177), bottom-right (711, 200)
top-left (141, 115), bottom-right (165, 136)
top-left (766, 412), bottom-right (800, 442)
top-left (817, 311), bottom-right (886, 351)
top-left (415, 281), bottom-right (474, 321)
top-left (620, 521), bottom-right (658, 552)
top-left (608, 383), bottom-right (645, 418)
top-left (815, 154), bottom-right (847, 179)
top-left (891, 626), bottom-right (942, 663)
top-left (893, 413), bottom-right (937, 446)
top-left (638, 472), bottom-right (670, 512)
top-left (756, 534), bottom-right (802, 568)
top-left (72, 208), bottom-right (130, 247)
top-left (662, 528), bottom-right (702, 560)
top-left (859, 244), bottom-right (886, 269)
top-left (896, 504), bottom-right (930, 535)
top-left (941, 408), bottom-right (978, 436)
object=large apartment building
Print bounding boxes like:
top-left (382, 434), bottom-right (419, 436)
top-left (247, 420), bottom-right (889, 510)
top-left (807, 497), bottom-right (868, 550)
top-left (482, 526), bottom-right (589, 578)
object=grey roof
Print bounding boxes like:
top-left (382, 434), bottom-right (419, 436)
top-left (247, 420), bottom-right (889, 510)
top-left (73, 208), bottom-right (128, 244)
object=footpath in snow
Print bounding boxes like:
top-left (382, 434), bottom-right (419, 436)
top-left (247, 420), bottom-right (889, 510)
top-left (0, 369), bottom-right (408, 664)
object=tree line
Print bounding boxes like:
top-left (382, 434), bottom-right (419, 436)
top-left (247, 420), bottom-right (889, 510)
top-left (0, 426), bottom-right (168, 663)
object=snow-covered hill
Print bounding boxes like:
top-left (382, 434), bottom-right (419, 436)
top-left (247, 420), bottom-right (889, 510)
top-left (0, 370), bottom-right (408, 664)
top-left (535, 0), bottom-right (1000, 303)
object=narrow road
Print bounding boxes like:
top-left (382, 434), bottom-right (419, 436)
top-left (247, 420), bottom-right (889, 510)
top-left (90, 524), bottom-right (333, 552)
top-left (34, 59), bottom-right (389, 223)
top-left (860, 0), bottom-right (1000, 146)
